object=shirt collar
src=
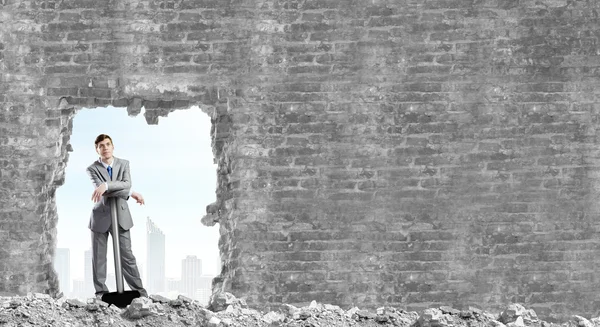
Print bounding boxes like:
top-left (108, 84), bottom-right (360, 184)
top-left (98, 157), bottom-right (114, 168)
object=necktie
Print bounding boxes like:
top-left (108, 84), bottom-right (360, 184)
top-left (107, 166), bottom-right (112, 179)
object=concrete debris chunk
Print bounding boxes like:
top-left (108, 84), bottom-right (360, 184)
top-left (375, 313), bottom-right (390, 323)
top-left (280, 303), bottom-right (300, 317)
top-left (55, 296), bottom-right (67, 307)
top-left (169, 298), bottom-right (183, 307)
top-left (469, 306), bottom-right (483, 315)
top-left (65, 298), bottom-right (86, 308)
top-left (9, 299), bottom-right (21, 309)
top-left (0, 313), bottom-right (10, 324)
top-left (177, 294), bottom-right (193, 303)
top-left (208, 316), bottom-right (221, 327)
top-left (500, 303), bottom-right (540, 326)
top-left (299, 311), bottom-right (312, 320)
top-left (16, 308), bottom-right (30, 318)
top-left (501, 304), bottom-right (527, 323)
top-left (460, 310), bottom-right (473, 319)
top-left (241, 308), bottom-right (255, 316)
top-left (122, 296), bottom-right (158, 319)
top-left (85, 303), bottom-right (99, 311)
top-left (309, 300), bottom-right (323, 310)
top-left (208, 291), bottom-right (247, 312)
top-left (523, 309), bottom-right (540, 325)
top-left (324, 304), bottom-right (342, 313)
top-left (573, 315), bottom-right (594, 327)
top-left (34, 292), bottom-right (51, 299)
top-left (149, 294), bottom-right (170, 304)
top-left (507, 316), bottom-right (526, 327)
top-left (346, 306), bottom-right (360, 318)
top-left (196, 307), bottom-right (214, 324)
top-left (225, 304), bottom-right (236, 313)
top-left (262, 311), bottom-right (285, 324)
top-left (356, 309), bottom-right (377, 320)
top-left (440, 306), bottom-right (461, 315)
top-left (420, 308), bottom-right (447, 327)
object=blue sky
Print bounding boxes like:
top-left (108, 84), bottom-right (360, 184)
top-left (55, 106), bottom-right (219, 280)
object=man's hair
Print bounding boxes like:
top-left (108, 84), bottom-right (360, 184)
top-left (94, 134), bottom-right (113, 148)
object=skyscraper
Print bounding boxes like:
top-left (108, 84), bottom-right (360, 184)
top-left (146, 217), bottom-right (166, 294)
top-left (167, 278), bottom-right (181, 293)
top-left (53, 248), bottom-right (71, 294)
top-left (196, 276), bottom-right (213, 304)
top-left (72, 279), bottom-right (86, 299)
top-left (84, 248), bottom-right (94, 295)
top-left (181, 255), bottom-right (202, 299)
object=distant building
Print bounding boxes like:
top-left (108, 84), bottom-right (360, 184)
top-left (196, 276), bottom-right (213, 304)
top-left (72, 279), bottom-right (85, 299)
top-left (167, 278), bottom-right (181, 293)
top-left (53, 248), bottom-right (71, 294)
top-left (181, 255), bottom-right (202, 299)
top-left (84, 249), bottom-right (94, 295)
top-left (146, 217), bottom-right (166, 294)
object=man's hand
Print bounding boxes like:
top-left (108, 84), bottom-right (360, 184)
top-left (91, 183), bottom-right (107, 202)
top-left (131, 192), bottom-right (145, 205)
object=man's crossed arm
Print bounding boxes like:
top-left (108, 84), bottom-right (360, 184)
top-left (86, 162), bottom-right (144, 205)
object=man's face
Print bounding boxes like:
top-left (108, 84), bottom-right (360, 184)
top-left (96, 138), bottom-right (114, 160)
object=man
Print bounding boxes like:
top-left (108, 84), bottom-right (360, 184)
top-left (86, 133), bottom-right (148, 299)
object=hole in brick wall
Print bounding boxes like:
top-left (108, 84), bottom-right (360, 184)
top-left (54, 105), bottom-right (218, 304)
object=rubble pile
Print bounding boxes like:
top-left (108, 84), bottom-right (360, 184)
top-left (0, 292), bottom-right (593, 326)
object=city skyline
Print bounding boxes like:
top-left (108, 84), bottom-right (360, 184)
top-left (54, 106), bottom-right (220, 281)
top-left (55, 246), bottom-right (215, 302)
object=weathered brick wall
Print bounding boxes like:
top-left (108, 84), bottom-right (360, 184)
top-left (2, 0), bottom-right (600, 321)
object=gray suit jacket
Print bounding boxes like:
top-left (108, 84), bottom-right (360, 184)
top-left (86, 157), bottom-right (134, 233)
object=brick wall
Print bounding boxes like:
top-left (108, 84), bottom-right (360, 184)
top-left (2, 0), bottom-right (600, 321)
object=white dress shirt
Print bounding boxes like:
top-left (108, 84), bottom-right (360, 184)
top-left (98, 157), bottom-right (133, 197)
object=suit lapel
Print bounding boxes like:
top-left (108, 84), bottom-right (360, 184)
top-left (112, 157), bottom-right (120, 181)
top-left (95, 160), bottom-right (110, 182)
top-left (95, 157), bottom-right (119, 182)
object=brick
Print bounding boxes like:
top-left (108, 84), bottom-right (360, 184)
top-left (301, 13), bottom-right (324, 22)
top-left (367, 30), bottom-right (390, 40)
top-left (78, 88), bottom-right (111, 98)
top-left (286, 65), bottom-right (332, 74)
top-left (46, 88), bottom-right (78, 96)
top-left (327, 192), bottom-right (373, 201)
top-left (163, 65), bottom-right (209, 74)
top-left (161, 22), bottom-right (212, 32)
top-left (300, 0), bottom-right (343, 10)
top-left (44, 66), bottom-right (89, 74)
top-left (66, 32), bottom-right (104, 41)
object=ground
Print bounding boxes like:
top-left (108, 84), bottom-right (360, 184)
top-left (0, 292), bottom-right (593, 327)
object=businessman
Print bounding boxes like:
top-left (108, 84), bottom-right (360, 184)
top-left (86, 133), bottom-right (148, 299)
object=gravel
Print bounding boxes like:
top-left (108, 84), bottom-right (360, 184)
top-left (0, 292), bottom-right (593, 327)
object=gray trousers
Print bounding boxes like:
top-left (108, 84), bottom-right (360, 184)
top-left (91, 226), bottom-right (147, 297)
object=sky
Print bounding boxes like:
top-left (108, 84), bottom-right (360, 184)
top-left (55, 105), bottom-right (220, 281)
